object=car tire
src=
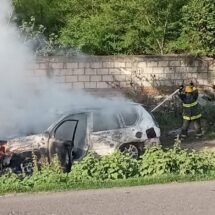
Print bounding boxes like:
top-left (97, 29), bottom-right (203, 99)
top-left (119, 143), bottom-right (143, 159)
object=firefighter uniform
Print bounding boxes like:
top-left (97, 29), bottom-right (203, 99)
top-left (178, 84), bottom-right (202, 138)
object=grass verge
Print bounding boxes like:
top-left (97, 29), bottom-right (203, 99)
top-left (1, 174), bottom-right (215, 195)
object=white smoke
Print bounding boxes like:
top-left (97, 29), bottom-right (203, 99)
top-left (0, 0), bottom-right (36, 138)
top-left (0, 0), bottom-right (129, 139)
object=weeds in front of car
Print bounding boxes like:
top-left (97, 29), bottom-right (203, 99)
top-left (1, 144), bottom-right (215, 194)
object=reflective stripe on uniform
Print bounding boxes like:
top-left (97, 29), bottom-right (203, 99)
top-left (183, 101), bottom-right (198, 107)
top-left (183, 114), bottom-right (202, 121)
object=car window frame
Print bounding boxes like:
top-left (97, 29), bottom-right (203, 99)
top-left (53, 119), bottom-right (79, 141)
top-left (119, 105), bottom-right (140, 128)
top-left (92, 111), bottom-right (123, 133)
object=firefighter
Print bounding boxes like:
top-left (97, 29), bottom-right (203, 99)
top-left (178, 82), bottom-right (203, 139)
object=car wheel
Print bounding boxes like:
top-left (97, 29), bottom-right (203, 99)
top-left (119, 143), bottom-right (140, 159)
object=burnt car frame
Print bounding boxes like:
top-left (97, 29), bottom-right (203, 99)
top-left (0, 103), bottom-right (160, 174)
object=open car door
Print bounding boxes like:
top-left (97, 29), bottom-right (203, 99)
top-left (47, 113), bottom-right (91, 172)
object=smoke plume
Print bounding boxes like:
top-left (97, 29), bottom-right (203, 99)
top-left (0, 0), bottom-right (128, 139)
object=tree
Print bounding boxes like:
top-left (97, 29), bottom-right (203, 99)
top-left (175, 0), bottom-right (215, 56)
top-left (59, 0), bottom-right (145, 54)
top-left (59, 0), bottom-right (189, 55)
top-left (137, 0), bottom-right (189, 55)
top-left (13, 0), bottom-right (64, 34)
top-left (13, 0), bottom-right (214, 56)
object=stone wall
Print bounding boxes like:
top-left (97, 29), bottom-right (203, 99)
top-left (33, 55), bottom-right (215, 94)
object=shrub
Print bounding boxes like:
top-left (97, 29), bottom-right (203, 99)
top-left (138, 144), bottom-right (215, 177)
top-left (94, 152), bottom-right (139, 180)
top-left (1, 145), bottom-right (215, 193)
top-left (68, 153), bottom-right (99, 182)
top-left (69, 152), bottom-right (138, 181)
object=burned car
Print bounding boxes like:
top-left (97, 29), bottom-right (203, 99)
top-left (0, 103), bottom-right (160, 174)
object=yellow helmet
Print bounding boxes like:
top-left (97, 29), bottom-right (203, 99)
top-left (185, 85), bottom-right (193, 93)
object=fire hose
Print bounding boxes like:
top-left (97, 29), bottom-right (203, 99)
top-left (151, 89), bottom-right (180, 113)
top-left (150, 83), bottom-right (215, 113)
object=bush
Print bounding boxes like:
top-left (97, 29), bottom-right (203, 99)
top-left (138, 144), bottom-right (215, 176)
top-left (1, 146), bottom-right (215, 193)
top-left (70, 144), bottom-right (215, 179)
top-left (94, 152), bottom-right (139, 180)
top-left (0, 173), bottom-right (23, 193)
top-left (68, 153), bottom-right (99, 182)
top-left (69, 152), bottom-right (138, 181)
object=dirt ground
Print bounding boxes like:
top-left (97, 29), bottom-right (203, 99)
top-left (162, 134), bottom-right (215, 151)
top-left (181, 139), bottom-right (215, 151)
top-left (161, 131), bottom-right (215, 152)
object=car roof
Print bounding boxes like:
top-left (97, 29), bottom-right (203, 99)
top-left (47, 102), bottom-right (149, 132)
top-left (65, 102), bottom-right (142, 114)
top-left (53, 102), bottom-right (143, 122)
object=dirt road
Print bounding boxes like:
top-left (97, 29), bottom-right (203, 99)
top-left (0, 181), bottom-right (215, 215)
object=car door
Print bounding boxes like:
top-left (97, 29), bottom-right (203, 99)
top-left (90, 110), bottom-right (126, 156)
top-left (48, 113), bottom-right (91, 165)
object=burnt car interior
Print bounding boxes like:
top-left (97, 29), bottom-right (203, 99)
top-left (48, 113), bottom-right (89, 172)
top-left (49, 119), bottom-right (79, 172)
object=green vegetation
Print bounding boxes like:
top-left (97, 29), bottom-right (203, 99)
top-left (174, 0), bottom-right (215, 56)
top-left (1, 144), bottom-right (215, 194)
top-left (12, 0), bottom-right (215, 56)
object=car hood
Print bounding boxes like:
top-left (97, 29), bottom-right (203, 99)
top-left (7, 133), bottom-right (49, 153)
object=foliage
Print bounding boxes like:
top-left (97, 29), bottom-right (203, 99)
top-left (12, 0), bottom-right (215, 56)
top-left (68, 153), bottom-right (99, 182)
top-left (13, 0), bottom-right (64, 34)
top-left (19, 16), bottom-right (60, 55)
top-left (154, 111), bottom-right (182, 131)
top-left (59, 0), bottom-right (189, 55)
top-left (93, 151), bottom-right (138, 180)
top-left (0, 172), bottom-right (23, 193)
top-left (135, 0), bottom-right (189, 55)
top-left (138, 144), bottom-right (215, 176)
top-left (69, 152), bottom-right (138, 181)
top-left (28, 156), bottom-right (67, 188)
top-left (1, 144), bottom-right (215, 194)
top-left (201, 104), bottom-right (215, 139)
top-left (172, 0), bottom-right (215, 56)
top-left (202, 104), bottom-right (215, 126)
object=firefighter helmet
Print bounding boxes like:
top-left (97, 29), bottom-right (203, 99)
top-left (185, 85), bottom-right (193, 93)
